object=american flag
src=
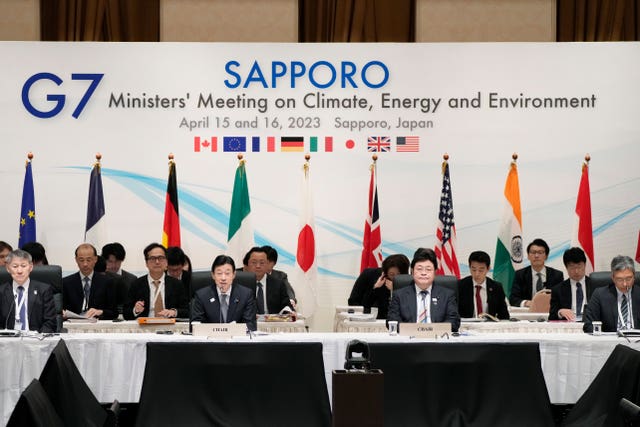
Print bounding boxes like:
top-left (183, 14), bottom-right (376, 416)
top-left (360, 161), bottom-right (383, 272)
top-left (396, 136), bottom-right (420, 152)
top-left (434, 160), bottom-right (460, 278)
top-left (367, 136), bottom-right (391, 152)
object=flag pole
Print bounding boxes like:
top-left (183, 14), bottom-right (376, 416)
top-left (94, 152), bottom-right (102, 169)
top-left (442, 152), bottom-right (448, 173)
top-left (237, 153), bottom-right (245, 166)
top-left (26, 152), bottom-right (33, 166)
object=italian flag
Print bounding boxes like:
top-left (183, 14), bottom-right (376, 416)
top-left (292, 159), bottom-right (318, 318)
top-left (494, 158), bottom-right (523, 297)
top-left (227, 159), bottom-right (254, 267)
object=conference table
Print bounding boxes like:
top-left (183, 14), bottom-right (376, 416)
top-left (64, 319), bottom-right (307, 334)
top-left (2, 329), bottom-right (638, 425)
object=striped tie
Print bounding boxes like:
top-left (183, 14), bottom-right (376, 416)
top-left (418, 290), bottom-right (429, 323)
top-left (621, 294), bottom-right (629, 329)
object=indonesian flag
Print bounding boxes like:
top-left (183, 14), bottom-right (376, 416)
top-left (84, 159), bottom-right (106, 248)
top-left (494, 158), bottom-right (523, 297)
top-left (635, 231), bottom-right (640, 264)
top-left (291, 160), bottom-right (318, 318)
top-left (227, 159), bottom-right (254, 267)
top-left (162, 159), bottom-right (181, 248)
top-left (435, 159), bottom-right (460, 278)
top-left (360, 161), bottom-right (383, 272)
top-left (571, 159), bottom-right (594, 274)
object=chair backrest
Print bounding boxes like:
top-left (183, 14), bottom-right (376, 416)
top-left (589, 271), bottom-right (640, 290)
top-left (7, 379), bottom-right (64, 427)
top-left (529, 290), bottom-right (551, 313)
top-left (0, 265), bottom-right (63, 332)
top-left (190, 270), bottom-right (258, 298)
top-left (393, 274), bottom-right (459, 302)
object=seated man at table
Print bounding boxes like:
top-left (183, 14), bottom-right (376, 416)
top-left (458, 251), bottom-right (509, 320)
top-left (0, 249), bottom-right (56, 332)
top-left (348, 253), bottom-right (410, 319)
top-left (243, 246), bottom-right (292, 315)
top-left (387, 248), bottom-right (460, 332)
top-left (123, 243), bottom-right (188, 320)
top-left (263, 245), bottom-right (297, 308)
top-left (63, 243), bottom-right (117, 320)
top-left (510, 238), bottom-right (564, 307)
top-left (583, 255), bottom-right (640, 333)
top-left (549, 247), bottom-right (593, 321)
top-left (192, 255), bottom-right (257, 331)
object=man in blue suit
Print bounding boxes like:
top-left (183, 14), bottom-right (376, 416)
top-left (387, 248), bottom-right (460, 332)
top-left (192, 255), bottom-right (257, 331)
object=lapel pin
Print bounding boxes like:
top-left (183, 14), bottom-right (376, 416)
top-left (209, 297), bottom-right (216, 303)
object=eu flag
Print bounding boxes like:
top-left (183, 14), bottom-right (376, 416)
top-left (18, 160), bottom-right (36, 247)
top-left (223, 136), bottom-right (247, 152)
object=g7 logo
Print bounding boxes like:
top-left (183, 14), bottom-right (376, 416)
top-left (21, 73), bottom-right (104, 119)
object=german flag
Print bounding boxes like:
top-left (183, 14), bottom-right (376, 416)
top-left (162, 158), bottom-right (181, 247)
top-left (280, 136), bottom-right (304, 152)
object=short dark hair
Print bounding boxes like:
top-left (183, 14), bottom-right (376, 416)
top-left (243, 246), bottom-right (267, 266)
top-left (382, 254), bottom-right (410, 275)
top-left (411, 248), bottom-right (438, 270)
top-left (527, 238), bottom-right (550, 256)
top-left (21, 242), bottom-right (48, 265)
top-left (212, 255), bottom-right (236, 272)
top-left (95, 255), bottom-right (107, 273)
top-left (166, 246), bottom-right (186, 266)
top-left (262, 245), bottom-right (278, 264)
top-left (0, 241), bottom-right (13, 252)
top-left (468, 251), bottom-right (491, 268)
top-left (143, 243), bottom-right (166, 260)
top-left (101, 242), bottom-right (126, 261)
top-left (563, 247), bottom-right (586, 266)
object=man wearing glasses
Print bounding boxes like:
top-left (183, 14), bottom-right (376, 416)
top-left (583, 255), bottom-right (639, 333)
top-left (509, 238), bottom-right (564, 307)
top-left (123, 243), bottom-right (188, 320)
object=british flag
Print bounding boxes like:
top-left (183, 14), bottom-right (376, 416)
top-left (360, 161), bottom-right (383, 272)
top-left (367, 136), bottom-right (391, 152)
top-left (434, 160), bottom-right (460, 278)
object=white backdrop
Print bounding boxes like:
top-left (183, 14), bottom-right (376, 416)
top-left (1, 42), bottom-right (638, 330)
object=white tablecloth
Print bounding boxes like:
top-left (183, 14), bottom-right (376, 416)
top-left (1, 332), bottom-right (637, 425)
top-left (336, 319), bottom-right (584, 334)
top-left (64, 319), bottom-right (307, 334)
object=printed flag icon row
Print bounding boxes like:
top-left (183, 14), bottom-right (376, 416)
top-left (193, 136), bottom-right (420, 153)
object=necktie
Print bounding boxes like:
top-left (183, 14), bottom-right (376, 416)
top-left (621, 294), bottom-right (629, 329)
top-left (17, 286), bottom-right (26, 330)
top-left (418, 290), bottom-right (429, 323)
top-left (475, 285), bottom-right (484, 316)
top-left (536, 273), bottom-right (543, 292)
top-left (575, 282), bottom-right (584, 317)
top-left (153, 280), bottom-right (163, 316)
top-left (220, 294), bottom-right (229, 322)
top-left (83, 277), bottom-right (91, 311)
top-left (256, 282), bottom-right (265, 314)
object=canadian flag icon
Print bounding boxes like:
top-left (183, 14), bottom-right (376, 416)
top-left (194, 136), bottom-right (217, 152)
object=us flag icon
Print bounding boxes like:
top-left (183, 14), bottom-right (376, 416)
top-left (194, 137), bottom-right (217, 152)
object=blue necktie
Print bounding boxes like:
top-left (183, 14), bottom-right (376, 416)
top-left (576, 282), bottom-right (583, 317)
top-left (17, 286), bottom-right (26, 330)
top-left (256, 282), bottom-right (265, 314)
top-left (83, 277), bottom-right (91, 311)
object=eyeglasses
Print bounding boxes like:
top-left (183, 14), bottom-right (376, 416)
top-left (613, 276), bottom-right (635, 285)
top-left (529, 250), bottom-right (546, 256)
top-left (147, 256), bottom-right (167, 262)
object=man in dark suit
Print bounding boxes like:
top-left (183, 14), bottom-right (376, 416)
top-left (63, 243), bottom-right (117, 320)
top-left (123, 243), bottom-right (188, 319)
top-left (263, 245), bottom-right (297, 307)
top-left (102, 242), bottom-right (137, 314)
top-left (192, 255), bottom-right (257, 330)
top-left (584, 255), bottom-right (640, 332)
top-left (243, 247), bottom-right (292, 315)
top-left (387, 248), bottom-right (460, 332)
top-left (0, 249), bottom-right (56, 332)
top-left (549, 247), bottom-right (593, 321)
top-left (510, 238), bottom-right (564, 307)
top-left (458, 251), bottom-right (509, 320)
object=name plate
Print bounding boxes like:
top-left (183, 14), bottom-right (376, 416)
top-left (191, 322), bottom-right (247, 338)
top-left (399, 322), bottom-right (452, 338)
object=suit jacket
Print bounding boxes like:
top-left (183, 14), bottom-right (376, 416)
top-left (264, 275), bottom-right (292, 314)
top-left (191, 284), bottom-right (257, 331)
top-left (0, 280), bottom-right (57, 333)
top-left (509, 266), bottom-right (564, 306)
top-left (62, 272), bottom-right (117, 320)
top-left (457, 276), bottom-right (510, 320)
top-left (123, 274), bottom-right (188, 320)
top-left (583, 284), bottom-right (640, 333)
top-left (270, 269), bottom-right (296, 301)
top-left (120, 270), bottom-right (138, 287)
top-left (548, 277), bottom-right (594, 320)
top-left (348, 268), bottom-right (382, 306)
top-left (387, 282), bottom-right (460, 332)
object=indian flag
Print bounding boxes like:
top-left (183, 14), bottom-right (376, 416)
top-left (494, 157), bottom-right (523, 297)
top-left (227, 159), bottom-right (254, 267)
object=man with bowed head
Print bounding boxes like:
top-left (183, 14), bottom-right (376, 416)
top-left (387, 248), bottom-right (460, 332)
top-left (191, 255), bottom-right (257, 331)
